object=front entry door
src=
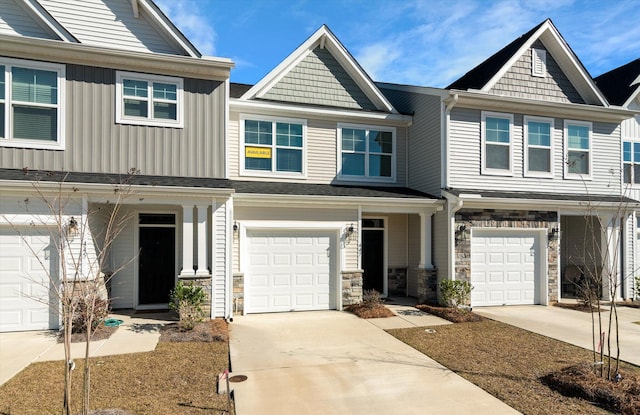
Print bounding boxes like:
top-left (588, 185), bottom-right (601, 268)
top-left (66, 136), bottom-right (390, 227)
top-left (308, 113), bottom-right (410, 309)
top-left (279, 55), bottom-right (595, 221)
top-left (138, 214), bottom-right (176, 306)
top-left (362, 218), bottom-right (385, 295)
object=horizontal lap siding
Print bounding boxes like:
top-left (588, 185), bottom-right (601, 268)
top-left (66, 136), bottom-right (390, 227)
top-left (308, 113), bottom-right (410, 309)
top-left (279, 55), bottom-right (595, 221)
top-left (2, 65), bottom-right (226, 178)
top-left (0, 0), bottom-right (56, 39)
top-left (387, 214), bottom-right (408, 267)
top-left (407, 214), bottom-right (421, 296)
top-left (449, 107), bottom-right (622, 196)
top-left (213, 200), bottom-right (228, 317)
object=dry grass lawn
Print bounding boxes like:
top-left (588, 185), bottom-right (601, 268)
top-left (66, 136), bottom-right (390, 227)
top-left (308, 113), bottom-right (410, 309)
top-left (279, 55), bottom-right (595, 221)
top-left (0, 320), bottom-right (233, 415)
top-left (388, 320), bottom-right (640, 415)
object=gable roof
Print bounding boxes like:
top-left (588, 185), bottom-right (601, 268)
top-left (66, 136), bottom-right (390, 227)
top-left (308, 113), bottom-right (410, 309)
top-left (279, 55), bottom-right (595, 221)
top-left (595, 59), bottom-right (640, 107)
top-left (2, 0), bottom-right (200, 57)
top-left (239, 25), bottom-right (397, 113)
top-left (447, 19), bottom-right (607, 106)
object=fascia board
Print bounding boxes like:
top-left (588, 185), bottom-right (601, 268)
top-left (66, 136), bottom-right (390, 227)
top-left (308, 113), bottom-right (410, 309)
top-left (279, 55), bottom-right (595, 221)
top-left (450, 90), bottom-right (634, 122)
top-left (623, 85), bottom-right (640, 109)
top-left (233, 192), bottom-right (443, 210)
top-left (0, 35), bottom-right (233, 80)
top-left (459, 196), bottom-right (640, 210)
top-left (138, 0), bottom-right (201, 58)
top-left (230, 99), bottom-right (413, 126)
top-left (21, 0), bottom-right (77, 42)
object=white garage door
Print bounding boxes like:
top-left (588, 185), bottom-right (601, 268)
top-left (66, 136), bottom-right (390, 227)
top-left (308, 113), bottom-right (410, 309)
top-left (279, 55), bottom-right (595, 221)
top-left (245, 230), bottom-right (335, 313)
top-left (471, 230), bottom-right (540, 306)
top-left (0, 227), bottom-right (58, 332)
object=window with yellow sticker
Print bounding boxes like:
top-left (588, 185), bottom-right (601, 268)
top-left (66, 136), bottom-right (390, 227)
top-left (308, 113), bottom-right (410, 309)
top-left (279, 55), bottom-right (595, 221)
top-left (243, 117), bottom-right (304, 175)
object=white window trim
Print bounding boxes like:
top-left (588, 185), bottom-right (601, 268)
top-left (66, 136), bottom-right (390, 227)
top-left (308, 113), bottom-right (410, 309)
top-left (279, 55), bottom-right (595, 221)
top-left (622, 139), bottom-right (640, 187)
top-left (481, 111), bottom-right (513, 176)
top-left (564, 119), bottom-right (593, 180)
top-left (239, 114), bottom-right (307, 178)
top-left (524, 115), bottom-right (554, 178)
top-left (337, 122), bottom-right (396, 183)
top-left (532, 48), bottom-right (547, 78)
top-left (115, 71), bottom-right (183, 128)
top-left (0, 57), bottom-right (65, 150)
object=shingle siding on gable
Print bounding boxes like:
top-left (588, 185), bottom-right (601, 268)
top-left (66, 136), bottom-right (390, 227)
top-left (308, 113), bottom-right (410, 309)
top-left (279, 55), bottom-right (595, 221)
top-left (262, 47), bottom-right (377, 110)
top-left (38, 0), bottom-right (184, 55)
top-left (0, 0), bottom-right (58, 39)
top-left (490, 41), bottom-right (585, 104)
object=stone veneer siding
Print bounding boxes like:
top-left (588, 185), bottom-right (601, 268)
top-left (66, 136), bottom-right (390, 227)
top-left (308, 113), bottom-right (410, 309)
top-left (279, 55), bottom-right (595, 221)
top-left (177, 275), bottom-right (213, 317)
top-left (416, 268), bottom-right (438, 303)
top-left (341, 270), bottom-right (363, 306)
top-left (233, 273), bottom-right (244, 314)
top-left (455, 209), bottom-right (559, 303)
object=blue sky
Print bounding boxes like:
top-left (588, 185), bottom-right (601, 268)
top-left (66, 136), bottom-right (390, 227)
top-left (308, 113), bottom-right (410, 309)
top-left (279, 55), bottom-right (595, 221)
top-left (156, 0), bottom-right (640, 88)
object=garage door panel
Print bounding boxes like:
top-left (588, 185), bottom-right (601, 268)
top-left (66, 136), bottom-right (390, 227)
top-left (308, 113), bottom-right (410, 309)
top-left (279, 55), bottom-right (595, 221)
top-left (471, 230), bottom-right (541, 307)
top-left (246, 230), bottom-right (336, 313)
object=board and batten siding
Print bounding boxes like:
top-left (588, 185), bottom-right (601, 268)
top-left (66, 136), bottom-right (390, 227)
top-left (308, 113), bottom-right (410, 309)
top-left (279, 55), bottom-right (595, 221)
top-left (490, 41), bottom-right (584, 104)
top-left (1, 64), bottom-right (226, 178)
top-left (448, 107), bottom-right (622, 195)
top-left (229, 110), bottom-right (408, 186)
top-left (38, 0), bottom-right (185, 55)
top-left (108, 206), bottom-right (136, 309)
top-left (0, 0), bottom-right (58, 39)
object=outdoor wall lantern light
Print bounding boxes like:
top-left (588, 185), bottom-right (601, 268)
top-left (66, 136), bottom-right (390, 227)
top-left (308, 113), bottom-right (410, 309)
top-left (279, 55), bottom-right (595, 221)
top-left (66, 216), bottom-right (79, 240)
top-left (455, 224), bottom-right (467, 246)
top-left (233, 222), bottom-right (239, 233)
top-left (549, 227), bottom-right (560, 241)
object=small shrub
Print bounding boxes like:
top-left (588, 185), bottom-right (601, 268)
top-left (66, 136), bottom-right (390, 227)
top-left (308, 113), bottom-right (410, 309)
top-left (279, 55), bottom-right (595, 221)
top-left (439, 280), bottom-right (473, 309)
top-left (170, 281), bottom-right (206, 330)
top-left (635, 275), bottom-right (640, 300)
top-left (576, 276), bottom-right (599, 308)
top-left (362, 289), bottom-right (383, 308)
top-left (72, 297), bottom-right (110, 333)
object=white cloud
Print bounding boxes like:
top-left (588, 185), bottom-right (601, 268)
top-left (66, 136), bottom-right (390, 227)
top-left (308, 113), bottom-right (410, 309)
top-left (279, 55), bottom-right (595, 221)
top-left (155, 0), bottom-right (217, 56)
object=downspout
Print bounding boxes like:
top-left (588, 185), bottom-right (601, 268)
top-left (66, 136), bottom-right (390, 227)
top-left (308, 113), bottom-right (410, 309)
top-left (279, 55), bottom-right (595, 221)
top-left (225, 197), bottom-right (234, 321)
top-left (442, 94), bottom-right (458, 190)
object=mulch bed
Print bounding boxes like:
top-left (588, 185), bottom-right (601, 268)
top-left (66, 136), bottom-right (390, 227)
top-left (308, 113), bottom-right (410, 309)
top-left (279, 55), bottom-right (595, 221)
top-left (160, 319), bottom-right (229, 342)
top-left (345, 303), bottom-right (395, 319)
top-left (57, 324), bottom-right (119, 343)
top-left (415, 304), bottom-right (484, 323)
top-left (553, 302), bottom-right (608, 313)
top-left (542, 363), bottom-right (640, 415)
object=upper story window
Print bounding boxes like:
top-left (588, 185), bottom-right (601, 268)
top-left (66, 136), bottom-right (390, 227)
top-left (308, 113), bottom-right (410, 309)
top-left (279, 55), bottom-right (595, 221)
top-left (481, 112), bottom-right (513, 175)
top-left (565, 120), bottom-right (592, 179)
top-left (524, 116), bottom-right (553, 177)
top-left (116, 71), bottom-right (183, 128)
top-left (338, 123), bottom-right (395, 182)
top-left (623, 140), bottom-right (640, 185)
top-left (240, 115), bottom-right (306, 177)
top-left (0, 58), bottom-right (65, 150)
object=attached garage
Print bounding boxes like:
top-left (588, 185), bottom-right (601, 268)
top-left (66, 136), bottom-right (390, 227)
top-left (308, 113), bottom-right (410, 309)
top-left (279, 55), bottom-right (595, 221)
top-left (0, 227), bottom-right (59, 332)
top-left (470, 229), bottom-right (544, 306)
top-left (244, 229), bottom-right (338, 313)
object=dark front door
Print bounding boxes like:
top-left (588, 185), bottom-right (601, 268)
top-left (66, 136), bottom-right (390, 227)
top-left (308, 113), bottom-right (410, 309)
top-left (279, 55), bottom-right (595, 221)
top-left (139, 225), bottom-right (175, 305)
top-left (362, 219), bottom-right (385, 294)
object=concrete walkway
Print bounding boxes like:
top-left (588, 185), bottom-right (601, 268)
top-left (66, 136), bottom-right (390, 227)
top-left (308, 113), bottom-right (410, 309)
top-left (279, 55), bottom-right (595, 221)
top-left (475, 305), bottom-right (640, 366)
top-left (229, 311), bottom-right (520, 415)
top-left (0, 311), bottom-right (170, 385)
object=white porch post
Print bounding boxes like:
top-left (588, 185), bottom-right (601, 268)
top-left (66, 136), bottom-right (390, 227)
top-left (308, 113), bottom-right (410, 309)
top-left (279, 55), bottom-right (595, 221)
top-left (600, 214), bottom-right (621, 301)
top-left (180, 205), bottom-right (195, 276)
top-left (419, 212), bottom-right (434, 269)
top-left (196, 204), bottom-right (209, 276)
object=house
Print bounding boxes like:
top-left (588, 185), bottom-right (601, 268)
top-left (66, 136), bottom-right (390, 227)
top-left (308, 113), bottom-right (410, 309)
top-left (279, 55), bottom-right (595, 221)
top-left (595, 58), bottom-right (640, 299)
top-left (227, 26), bottom-right (443, 313)
top-left (379, 19), bottom-right (637, 306)
top-left (0, 0), bottom-right (233, 332)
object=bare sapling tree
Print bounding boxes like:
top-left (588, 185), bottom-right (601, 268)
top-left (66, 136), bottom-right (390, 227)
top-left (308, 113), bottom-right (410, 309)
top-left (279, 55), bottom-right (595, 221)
top-left (2, 168), bottom-right (138, 415)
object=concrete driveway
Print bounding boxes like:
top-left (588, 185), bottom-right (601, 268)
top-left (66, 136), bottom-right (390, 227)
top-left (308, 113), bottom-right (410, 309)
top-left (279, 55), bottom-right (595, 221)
top-left (229, 311), bottom-right (520, 415)
top-left (475, 305), bottom-right (640, 366)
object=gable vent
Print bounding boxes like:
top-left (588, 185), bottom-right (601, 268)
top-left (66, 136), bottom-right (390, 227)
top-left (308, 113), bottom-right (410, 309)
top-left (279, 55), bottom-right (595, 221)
top-left (532, 48), bottom-right (547, 77)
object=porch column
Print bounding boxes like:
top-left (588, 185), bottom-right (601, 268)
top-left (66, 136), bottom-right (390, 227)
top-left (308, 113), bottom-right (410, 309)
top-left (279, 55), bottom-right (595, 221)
top-left (180, 205), bottom-right (195, 276)
top-left (601, 215), bottom-right (621, 301)
top-left (419, 212), bottom-right (434, 269)
top-left (196, 204), bottom-right (209, 276)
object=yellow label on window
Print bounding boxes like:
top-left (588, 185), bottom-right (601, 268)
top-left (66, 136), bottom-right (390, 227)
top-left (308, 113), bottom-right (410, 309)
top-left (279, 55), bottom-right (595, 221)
top-left (245, 147), bottom-right (271, 158)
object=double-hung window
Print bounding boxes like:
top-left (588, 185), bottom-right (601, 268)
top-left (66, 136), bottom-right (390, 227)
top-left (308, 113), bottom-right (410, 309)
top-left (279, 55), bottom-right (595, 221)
top-left (338, 123), bottom-right (395, 182)
top-left (565, 120), bottom-right (592, 178)
top-left (482, 112), bottom-right (513, 175)
top-left (116, 71), bottom-right (183, 128)
top-left (524, 116), bottom-right (553, 177)
top-left (241, 115), bottom-right (305, 176)
top-left (0, 58), bottom-right (65, 149)
top-left (623, 140), bottom-right (640, 185)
